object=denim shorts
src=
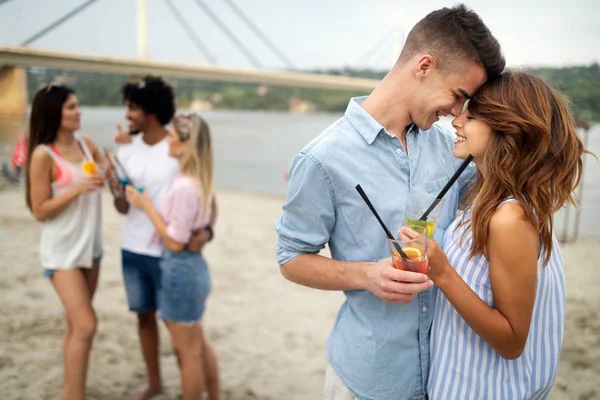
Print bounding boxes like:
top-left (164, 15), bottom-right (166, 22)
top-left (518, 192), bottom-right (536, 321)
top-left (122, 250), bottom-right (162, 313)
top-left (159, 250), bottom-right (211, 324)
top-left (43, 254), bottom-right (103, 279)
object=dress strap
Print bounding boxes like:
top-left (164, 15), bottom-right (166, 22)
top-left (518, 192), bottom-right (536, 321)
top-left (497, 197), bottom-right (518, 208)
top-left (38, 144), bottom-right (61, 165)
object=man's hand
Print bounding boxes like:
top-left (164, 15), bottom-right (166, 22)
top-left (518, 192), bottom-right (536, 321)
top-left (188, 228), bottom-right (212, 253)
top-left (114, 123), bottom-right (133, 145)
top-left (365, 258), bottom-right (433, 304)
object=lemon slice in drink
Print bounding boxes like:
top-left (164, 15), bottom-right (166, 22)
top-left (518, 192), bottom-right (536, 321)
top-left (402, 247), bottom-right (423, 261)
top-left (82, 160), bottom-right (98, 176)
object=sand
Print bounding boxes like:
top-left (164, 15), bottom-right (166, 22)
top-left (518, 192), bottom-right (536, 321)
top-left (0, 186), bottom-right (598, 400)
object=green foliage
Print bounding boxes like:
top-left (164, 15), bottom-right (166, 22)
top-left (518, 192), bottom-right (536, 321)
top-left (526, 63), bottom-right (600, 122)
top-left (26, 64), bottom-right (599, 121)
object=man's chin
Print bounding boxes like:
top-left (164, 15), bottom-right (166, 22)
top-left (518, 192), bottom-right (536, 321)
top-left (416, 120), bottom-right (434, 131)
top-left (128, 128), bottom-right (141, 135)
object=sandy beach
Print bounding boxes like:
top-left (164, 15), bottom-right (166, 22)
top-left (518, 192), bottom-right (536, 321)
top-left (0, 186), bottom-right (598, 400)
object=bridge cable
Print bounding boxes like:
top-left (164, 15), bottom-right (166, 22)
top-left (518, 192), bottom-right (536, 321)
top-left (192, 0), bottom-right (263, 69)
top-left (353, 28), bottom-right (394, 67)
top-left (222, 0), bottom-right (294, 70)
top-left (162, 0), bottom-right (217, 64)
top-left (21, 0), bottom-right (103, 46)
top-left (0, 0), bottom-right (17, 8)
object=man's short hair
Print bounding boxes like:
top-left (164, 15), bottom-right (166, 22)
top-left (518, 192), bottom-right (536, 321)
top-left (121, 75), bottom-right (176, 125)
top-left (399, 4), bottom-right (505, 79)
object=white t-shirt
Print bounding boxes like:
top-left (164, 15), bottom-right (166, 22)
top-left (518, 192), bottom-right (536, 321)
top-left (117, 135), bottom-right (179, 257)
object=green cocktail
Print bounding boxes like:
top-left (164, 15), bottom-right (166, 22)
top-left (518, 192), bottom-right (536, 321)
top-left (404, 192), bottom-right (445, 238)
top-left (403, 218), bottom-right (438, 238)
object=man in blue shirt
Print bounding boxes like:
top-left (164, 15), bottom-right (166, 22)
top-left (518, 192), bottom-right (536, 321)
top-left (275, 4), bottom-right (505, 400)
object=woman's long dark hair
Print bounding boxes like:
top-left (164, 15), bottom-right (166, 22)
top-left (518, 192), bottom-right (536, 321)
top-left (460, 71), bottom-right (591, 266)
top-left (25, 84), bottom-right (75, 210)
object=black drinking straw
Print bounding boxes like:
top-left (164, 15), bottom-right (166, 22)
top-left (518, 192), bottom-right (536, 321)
top-left (103, 147), bottom-right (118, 174)
top-left (419, 154), bottom-right (475, 221)
top-left (355, 184), bottom-right (409, 260)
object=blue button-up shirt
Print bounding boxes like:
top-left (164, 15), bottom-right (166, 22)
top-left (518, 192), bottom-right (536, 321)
top-left (275, 97), bottom-right (474, 400)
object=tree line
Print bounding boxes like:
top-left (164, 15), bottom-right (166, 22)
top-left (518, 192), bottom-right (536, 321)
top-left (27, 63), bottom-right (599, 122)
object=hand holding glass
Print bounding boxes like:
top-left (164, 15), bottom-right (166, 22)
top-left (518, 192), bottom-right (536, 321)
top-left (404, 192), bottom-right (445, 238)
top-left (388, 225), bottom-right (429, 276)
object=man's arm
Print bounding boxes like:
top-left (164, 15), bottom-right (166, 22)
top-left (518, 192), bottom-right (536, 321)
top-left (276, 152), bottom-right (432, 304)
top-left (187, 196), bottom-right (218, 253)
top-left (111, 145), bottom-right (130, 215)
top-left (114, 196), bottom-right (130, 214)
top-left (281, 253), bottom-right (432, 304)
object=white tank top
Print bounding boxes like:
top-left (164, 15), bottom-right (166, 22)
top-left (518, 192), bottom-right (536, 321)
top-left (38, 138), bottom-right (103, 270)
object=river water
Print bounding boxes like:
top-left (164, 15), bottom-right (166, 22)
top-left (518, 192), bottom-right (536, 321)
top-left (2, 107), bottom-right (599, 237)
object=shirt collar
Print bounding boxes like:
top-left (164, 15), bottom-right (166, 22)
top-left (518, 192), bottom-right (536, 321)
top-left (344, 96), bottom-right (420, 145)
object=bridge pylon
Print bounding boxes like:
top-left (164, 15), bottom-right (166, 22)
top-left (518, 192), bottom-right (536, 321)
top-left (0, 67), bottom-right (27, 147)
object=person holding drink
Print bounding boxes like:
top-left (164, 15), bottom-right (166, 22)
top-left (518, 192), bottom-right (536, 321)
top-left (276, 4), bottom-right (505, 399)
top-left (421, 70), bottom-right (592, 399)
top-left (126, 113), bottom-right (220, 400)
top-left (26, 83), bottom-right (107, 400)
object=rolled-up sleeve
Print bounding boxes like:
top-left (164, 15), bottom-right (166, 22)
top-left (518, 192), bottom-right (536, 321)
top-left (275, 152), bottom-right (336, 265)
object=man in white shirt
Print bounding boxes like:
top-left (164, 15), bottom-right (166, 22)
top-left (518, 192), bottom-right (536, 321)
top-left (112, 76), bottom-right (177, 400)
top-left (112, 76), bottom-right (216, 400)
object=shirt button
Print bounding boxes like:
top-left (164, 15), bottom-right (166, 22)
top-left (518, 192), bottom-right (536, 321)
top-left (422, 306), bottom-right (427, 312)
top-left (396, 148), bottom-right (402, 154)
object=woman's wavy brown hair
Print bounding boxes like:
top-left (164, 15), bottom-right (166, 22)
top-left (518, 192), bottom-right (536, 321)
top-left (460, 70), bottom-right (591, 266)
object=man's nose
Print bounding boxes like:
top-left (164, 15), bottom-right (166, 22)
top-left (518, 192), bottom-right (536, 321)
top-left (450, 101), bottom-right (465, 117)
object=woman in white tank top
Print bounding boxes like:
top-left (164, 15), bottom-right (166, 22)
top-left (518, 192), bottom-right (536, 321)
top-left (418, 71), bottom-right (594, 399)
top-left (26, 84), bottom-right (109, 400)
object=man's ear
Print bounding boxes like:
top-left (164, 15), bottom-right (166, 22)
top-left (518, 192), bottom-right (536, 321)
top-left (415, 55), bottom-right (436, 79)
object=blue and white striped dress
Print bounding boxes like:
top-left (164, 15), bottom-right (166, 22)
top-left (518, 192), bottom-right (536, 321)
top-left (428, 199), bottom-right (566, 400)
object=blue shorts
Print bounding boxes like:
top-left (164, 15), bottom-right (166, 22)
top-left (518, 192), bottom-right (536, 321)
top-left (122, 250), bottom-right (162, 313)
top-left (44, 254), bottom-right (103, 279)
top-left (159, 250), bottom-right (211, 324)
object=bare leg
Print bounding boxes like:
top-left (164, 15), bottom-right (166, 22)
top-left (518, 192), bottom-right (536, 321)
top-left (52, 269), bottom-right (97, 400)
top-left (60, 319), bottom-right (73, 400)
top-left (60, 263), bottom-right (100, 400)
top-left (199, 325), bottom-right (219, 400)
top-left (130, 312), bottom-right (162, 400)
top-left (167, 321), bottom-right (205, 400)
top-left (82, 262), bottom-right (100, 301)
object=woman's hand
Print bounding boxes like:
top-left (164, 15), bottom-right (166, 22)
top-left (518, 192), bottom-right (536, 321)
top-left (426, 240), bottom-right (453, 283)
top-left (398, 226), bottom-right (453, 283)
top-left (75, 174), bottom-right (104, 195)
top-left (125, 185), bottom-right (151, 211)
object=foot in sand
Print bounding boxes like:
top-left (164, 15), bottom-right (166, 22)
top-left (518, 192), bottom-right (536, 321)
top-left (60, 396), bottom-right (100, 400)
top-left (130, 387), bottom-right (163, 400)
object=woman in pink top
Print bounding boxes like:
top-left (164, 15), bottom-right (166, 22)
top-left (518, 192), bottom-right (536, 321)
top-left (126, 114), bottom-right (220, 400)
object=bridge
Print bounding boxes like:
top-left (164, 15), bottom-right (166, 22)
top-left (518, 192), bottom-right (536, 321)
top-left (0, 0), bottom-right (402, 143)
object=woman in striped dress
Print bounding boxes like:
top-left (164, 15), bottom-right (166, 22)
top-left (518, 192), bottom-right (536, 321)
top-left (421, 71), bottom-right (592, 399)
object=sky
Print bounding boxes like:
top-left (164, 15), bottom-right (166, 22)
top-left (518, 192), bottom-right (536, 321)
top-left (0, 0), bottom-right (598, 71)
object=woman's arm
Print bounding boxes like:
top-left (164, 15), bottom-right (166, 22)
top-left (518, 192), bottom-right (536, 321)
top-left (427, 202), bottom-right (539, 359)
top-left (142, 202), bottom-right (186, 252)
top-left (125, 186), bottom-right (186, 252)
top-left (29, 147), bottom-right (102, 221)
